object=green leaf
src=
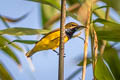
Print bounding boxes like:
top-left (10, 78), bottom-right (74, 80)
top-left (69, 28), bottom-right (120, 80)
top-left (41, 1), bottom-right (59, 29)
top-left (0, 63), bottom-right (13, 80)
top-left (100, 0), bottom-right (120, 15)
top-left (0, 27), bottom-right (50, 36)
top-left (67, 0), bottom-right (80, 5)
top-left (103, 47), bottom-right (120, 80)
top-left (0, 36), bottom-right (23, 52)
top-left (95, 57), bottom-right (115, 80)
top-left (9, 40), bottom-right (37, 44)
top-left (93, 4), bottom-right (115, 22)
top-left (94, 18), bottom-right (120, 42)
top-left (28, 0), bottom-right (60, 10)
top-left (0, 37), bottom-right (20, 65)
top-left (78, 58), bottom-right (92, 66)
top-left (0, 12), bottom-right (29, 23)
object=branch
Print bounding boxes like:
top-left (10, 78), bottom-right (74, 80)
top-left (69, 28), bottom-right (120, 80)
top-left (82, 0), bottom-right (92, 80)
top-left (58, 0), bottom-right (66, 80)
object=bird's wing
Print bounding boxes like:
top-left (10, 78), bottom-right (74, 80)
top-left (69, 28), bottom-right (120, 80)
top-left (35, 28), bottom-right (60, 44)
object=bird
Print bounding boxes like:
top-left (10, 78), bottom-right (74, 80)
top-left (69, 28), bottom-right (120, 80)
top-left (26, 22), bottom-right (86, 57)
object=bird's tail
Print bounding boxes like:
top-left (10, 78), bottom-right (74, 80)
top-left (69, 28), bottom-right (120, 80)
top-left (26, 49), bottom-right (36, 57)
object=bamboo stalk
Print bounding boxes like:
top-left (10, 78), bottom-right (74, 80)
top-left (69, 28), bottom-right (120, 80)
top-left (100, 7), bottom-right (110, 55)
top-left (82, 1), bottom-right (92, 80)
top-left (58, 0), bottom-right (66, 80)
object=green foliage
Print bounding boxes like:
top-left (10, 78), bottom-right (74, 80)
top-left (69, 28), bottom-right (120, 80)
top-left (0, 0), bottom-right (120, 79)
top-left (0, 63), bottom-right (13, 80)
top-left (103, 47), bottom-right (120, 80)
top-left (100, 0), bottom-right (120, 15)
top-left (95, 56), bottom-right (115, 80)
top-left (28, 0), bottom-right (60, 10)
top-left (94, 18), bottom-right (120, 42)
top-left (0, 36), bottom-right (22, 64)
top-left (0, 27), bottom-right (50, 36)
top-left (78, 57), bottom-right (92, 66)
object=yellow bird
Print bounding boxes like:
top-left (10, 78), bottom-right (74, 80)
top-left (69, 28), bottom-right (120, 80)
top-left (26, 22), bottom-right (85, 57)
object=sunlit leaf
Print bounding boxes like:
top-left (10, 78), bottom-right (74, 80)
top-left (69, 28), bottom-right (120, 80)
top-left (0, 27), bottom-right (50, 36)
top-left (94, 18), bottom-right (120, 42)
top-left (28, 0), bottom-right (60, 10)
top-left (0, 36), bottom-right (20, 64)
top-left (0, 63), bottom-right (13, 80)
top-left (9, 40), bottom-right (37, 44)
top-left (95, 57), bottom-right (115, 80)
top-left (0, 36), bottom-right (23, 52)
top-left (103, 47), bottom-right (120, 80)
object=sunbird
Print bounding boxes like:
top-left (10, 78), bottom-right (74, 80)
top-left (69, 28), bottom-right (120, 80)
top-left (26, 22), bottom-right (86, 57)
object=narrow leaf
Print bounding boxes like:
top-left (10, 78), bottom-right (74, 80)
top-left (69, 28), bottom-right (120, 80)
top-left (78, 58), bottom-right (92, 66)
top-left (0, 27), bottom-right (50, 36)
top-left (0, 36), bottom-right (23, 52)
top-left (0, 37), bottom-right (21, 64)
top-left (9, 40), bottom-right (37, 44)
top-left (0, 12), bottom-right (29, 23)
top-left (0, 63), bottom-right (13, 80)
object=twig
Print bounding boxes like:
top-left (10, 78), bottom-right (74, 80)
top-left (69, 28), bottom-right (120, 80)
top-left (100, 7), bottom-right (110, 55)
top-left (82, 1), bottom-right (92, 80)
top-left (58, 0), bottom-right (66, 80)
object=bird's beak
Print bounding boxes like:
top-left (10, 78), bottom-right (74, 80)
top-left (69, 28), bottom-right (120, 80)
top-left (77, 25), bottom-right (86, 30)
top-left (78, 25), bottom-right (86, 28)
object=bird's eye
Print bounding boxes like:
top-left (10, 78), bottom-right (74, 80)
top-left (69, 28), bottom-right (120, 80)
top-left (71, 24), bottom-right (75, 26)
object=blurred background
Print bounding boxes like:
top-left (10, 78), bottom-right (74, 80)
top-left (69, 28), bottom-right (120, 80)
top-left (0, 0), bottom-right (120, 80)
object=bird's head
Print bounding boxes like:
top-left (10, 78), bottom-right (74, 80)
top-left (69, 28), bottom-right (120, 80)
top-left (65, 22), bottom-right (86, 38)
top-left (65, 22), bottom-right (86, 31)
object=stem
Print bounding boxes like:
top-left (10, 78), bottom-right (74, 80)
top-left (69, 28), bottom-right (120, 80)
top-left (90, 25), bottom-right (95, 79)
top-left (82, 1), bottom-right (92, 80)
top-left (58, 0), bottom-right (66, 80)
top-left (100, 7), bottom-right (110, 55)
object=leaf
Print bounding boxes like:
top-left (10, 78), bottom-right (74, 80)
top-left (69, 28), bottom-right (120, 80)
top-left (94, 18), bottom-right (120, 42)
top-left (0, 63), bottom-right (13, 80)
top-left (78, 58), bottom-right (92, 66)
top-left (0, 12), bottom-right (29, 23)
top-left (100, 0), bottom-right (120, 15)
top-left (0, 37), bottom-right (20, 65)
top-left (0, 27), bottom-right (50, 36)
top-left (95, 57), bottom-right (115, 80)
top-left (28, 0), bottom-right (60, 10)
top-left (93, 4), bottom-right (115, 22)
top-left (67, 0), bottom-right (80, 5)
top-left (9, 40), bottom-right (37, 44)
top-left (41, 0), bottom-right (60, 29)
top-left (103, 47), bottom-right (120, 80)
top-left (0, 36), bottom-right (23, 52)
